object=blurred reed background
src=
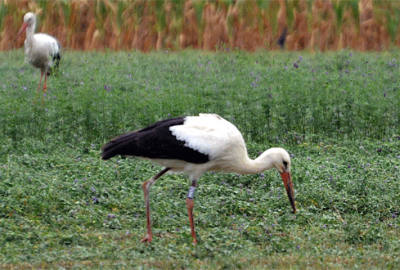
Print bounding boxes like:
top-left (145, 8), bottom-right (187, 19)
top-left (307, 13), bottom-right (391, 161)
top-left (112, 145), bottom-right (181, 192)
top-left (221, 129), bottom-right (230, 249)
top-left (1, 0), bottom-right (400, 52)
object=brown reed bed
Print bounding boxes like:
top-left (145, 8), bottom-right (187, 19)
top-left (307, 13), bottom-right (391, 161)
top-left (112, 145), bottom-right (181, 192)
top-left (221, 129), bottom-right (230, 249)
top-left (2, 0), bottom-right (400, 52)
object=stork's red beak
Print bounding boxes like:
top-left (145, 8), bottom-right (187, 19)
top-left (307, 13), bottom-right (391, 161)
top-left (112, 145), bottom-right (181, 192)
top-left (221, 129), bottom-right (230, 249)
top-left (15, 22), bottom-right (28, 42)
top-left (280, 171), bottom-right (296, 213)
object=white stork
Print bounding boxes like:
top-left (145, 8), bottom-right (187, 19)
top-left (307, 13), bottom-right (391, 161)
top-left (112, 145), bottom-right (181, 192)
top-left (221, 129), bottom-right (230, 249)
top-left (101, 113), bottom-right (296, 244)
top-left (15, 12), bottom-right (61, 103)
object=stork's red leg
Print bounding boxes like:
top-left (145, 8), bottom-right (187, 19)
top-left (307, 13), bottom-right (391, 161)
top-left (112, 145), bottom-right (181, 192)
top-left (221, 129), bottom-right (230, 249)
top-left (43, 73), bottom-right (48, 92)
top-left (34, 71), bottom-right (44, 104)
top-left (141, 180), bottom-right (153, 243)
top-left (43, 73), bottom-right (48, 98)
top-left (186, 184), bottom-right (197, 244)
top-left (140, 167), bottom-right (170, 243)
top-left (41, 72), bottom-right (49, 104)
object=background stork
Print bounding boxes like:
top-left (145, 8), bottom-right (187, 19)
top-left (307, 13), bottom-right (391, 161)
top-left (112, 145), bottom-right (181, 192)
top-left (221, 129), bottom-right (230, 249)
top-left (101, 113), bottom-right (296, 244)
top-left (15, 12), bottom-right (61, 103)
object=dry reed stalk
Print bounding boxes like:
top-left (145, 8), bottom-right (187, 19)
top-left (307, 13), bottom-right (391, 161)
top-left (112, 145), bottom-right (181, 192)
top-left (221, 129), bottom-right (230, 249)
top-left (374, 5), bottom-right (389, 49)
top-left (276, 0), bottom-right (287, 37)
top-left (162, 1), bottom-right (186, 50)
top-left (260, 9), bottom-right (274, 50)
top-left (202, 2), bottom-right (229, 51)
top-left (102, 0), bottom-right (117, 50)
top-left (286, 0), bottom-right (309, 51)
top-left (397, 32), bottom-right (400, 48)
top-left (337, 9), bottom-right (359, 50)
top-left (309, 0), bottom-right (337, 52)
top-left (120, 2), bottom-right (139, 51)
top-left (234, 0), bottom-right (271, 51)
top-left (0, 15), bottom-right (17, 50)
top-left (179, 0), bottom-right (199, 49)
top-left (270, 0), bottom-right (289, 50)
top-left (201, 2), bottom-right (216, 50)
top-left (67, 1), bottom-right (94, 50)
top-left (43, 2), bottom-right (66, 48)
top-left (396, 22), bottom-right (400, 48)
top-left (130, 1), bottom-right (145, 51)
top-left (136, 2), bottom-right (158, 52)
top-left (359, 0), bottom-right (383, 51)
top-left (378, 25), bottom-right (390, 50)
top-left (226, 4), bottom-right (239, 49)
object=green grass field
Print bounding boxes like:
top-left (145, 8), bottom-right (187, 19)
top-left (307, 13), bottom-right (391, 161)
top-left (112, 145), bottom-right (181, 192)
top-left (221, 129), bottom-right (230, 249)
top-left (0, 49), bottom-right (399, 269)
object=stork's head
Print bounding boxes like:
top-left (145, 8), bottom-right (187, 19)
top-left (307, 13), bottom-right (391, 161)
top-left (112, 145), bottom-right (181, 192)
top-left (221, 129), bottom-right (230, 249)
top-left (266, 148), bottom-right (296, 213)
top-left (23, 12), bottom-right (36, 26)
top-left (15, 12), bottom-right (36, 41)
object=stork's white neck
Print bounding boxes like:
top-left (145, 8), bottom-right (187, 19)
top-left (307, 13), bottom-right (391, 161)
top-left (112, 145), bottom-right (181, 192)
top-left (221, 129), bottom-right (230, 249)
top-left (234, 151), bottom-right (275, 175)
top-left (25, 23), bottom-right (36, 46)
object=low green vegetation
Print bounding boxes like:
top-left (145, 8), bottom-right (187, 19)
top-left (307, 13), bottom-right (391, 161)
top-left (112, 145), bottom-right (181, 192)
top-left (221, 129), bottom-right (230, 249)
top-left (0, 49), bottom-right (399, 269)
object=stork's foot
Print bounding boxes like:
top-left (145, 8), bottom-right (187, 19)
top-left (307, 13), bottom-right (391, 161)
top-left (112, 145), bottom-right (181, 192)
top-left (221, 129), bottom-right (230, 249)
top-left (140, 234), bottom-right (152, 243)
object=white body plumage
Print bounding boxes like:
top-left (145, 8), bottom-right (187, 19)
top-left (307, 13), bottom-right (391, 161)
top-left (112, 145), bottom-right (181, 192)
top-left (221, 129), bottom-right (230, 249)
top-left (24, 33), bottom-right (60, 71)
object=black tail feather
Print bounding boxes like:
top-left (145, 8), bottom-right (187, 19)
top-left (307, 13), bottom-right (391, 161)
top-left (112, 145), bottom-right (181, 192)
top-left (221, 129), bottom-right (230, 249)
top-left (101, 131), bottom-right (139, 160)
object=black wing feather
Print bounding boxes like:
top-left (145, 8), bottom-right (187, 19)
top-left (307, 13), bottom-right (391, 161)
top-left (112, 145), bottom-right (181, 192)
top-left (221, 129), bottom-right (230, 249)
top-left (101, 117), bottom-right (209, 164)
top-left (53, 52), bottom-right (61, 69)
top-left (52, 42), bottom-right (61, 69)
top-left (47, 43), bottom-right (61, 76)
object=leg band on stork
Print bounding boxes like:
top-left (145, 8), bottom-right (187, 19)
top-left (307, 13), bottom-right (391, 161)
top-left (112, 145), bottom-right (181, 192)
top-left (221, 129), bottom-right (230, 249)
top-left (187, 186), bottom-right (196, 199)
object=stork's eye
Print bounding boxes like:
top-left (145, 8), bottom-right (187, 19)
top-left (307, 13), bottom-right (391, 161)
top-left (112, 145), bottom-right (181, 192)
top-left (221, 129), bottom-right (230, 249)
top-left (283, 160), bottom-right (288, 169)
